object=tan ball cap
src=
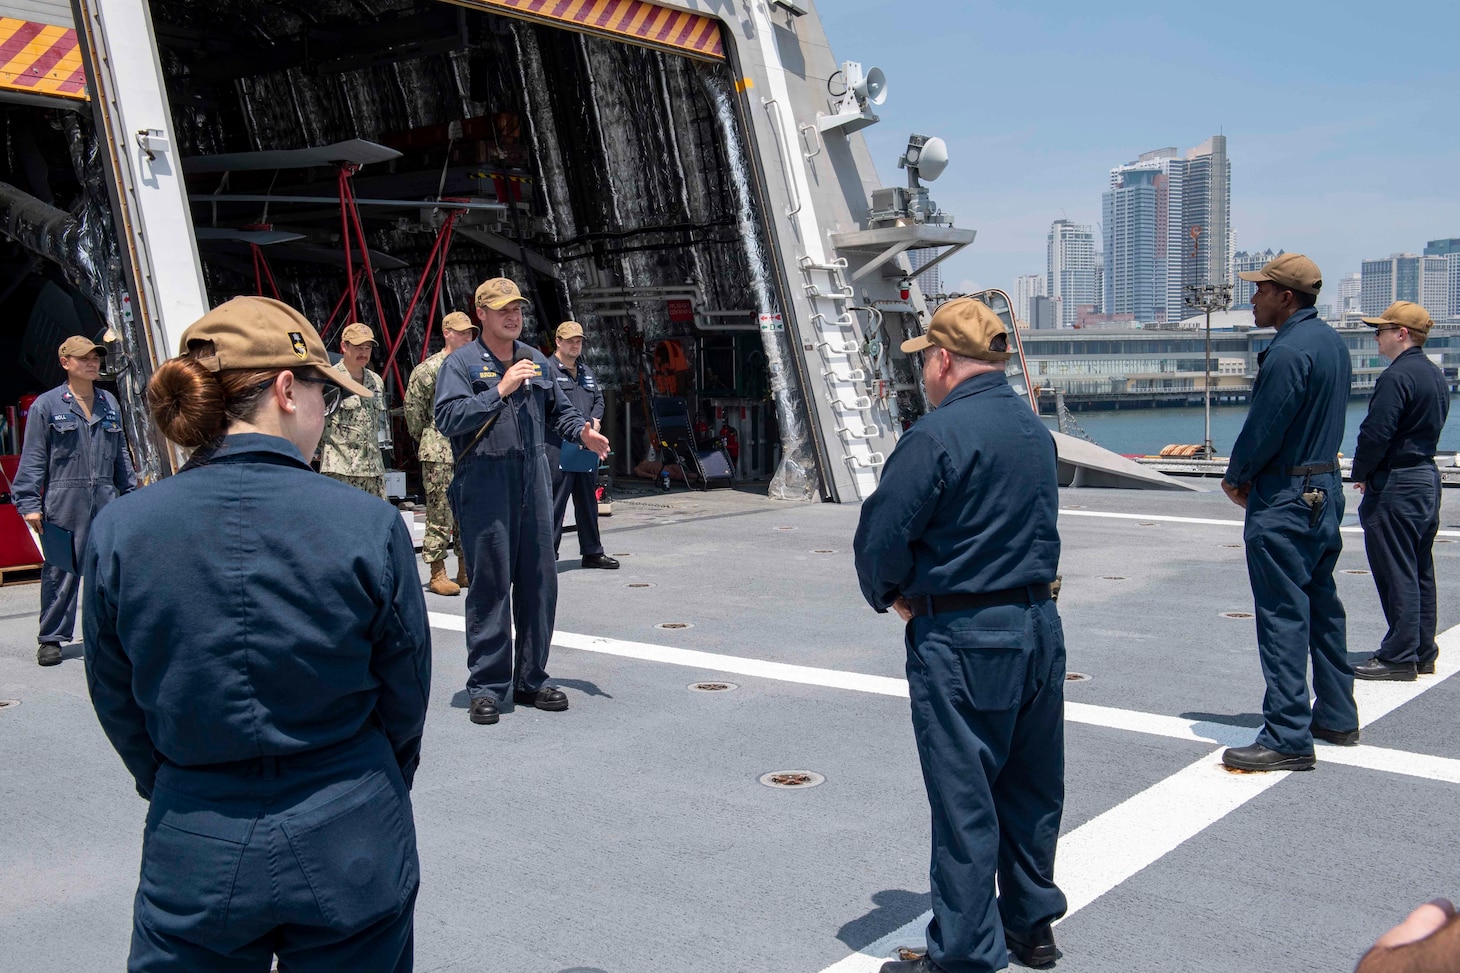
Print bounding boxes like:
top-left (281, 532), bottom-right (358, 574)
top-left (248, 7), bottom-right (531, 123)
top-left (1236, 252), bottom-right (1323, 295)
top-left (475, 277), bottom-right (530, 310)
top-left (442, 311), bottom-right (477, 333)
top-left (178, 296), bottom-right (372, 398)
top-left (59, 335), bottom-right (106, 358)
top-left (900, 298), bottom-right (1014, 362)
top-left (340, 322), bottom-right (377, 346)
top-left (555, 321), bottom-right (584, 340)
top-left (1362, 300), bottom-right (1433, 334)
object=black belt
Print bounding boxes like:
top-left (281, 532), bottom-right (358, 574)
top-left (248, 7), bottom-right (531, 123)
top-left (907, 584), bottom-right (1053, 617)
top-left (1261, 461), bottom-right (1337, 477)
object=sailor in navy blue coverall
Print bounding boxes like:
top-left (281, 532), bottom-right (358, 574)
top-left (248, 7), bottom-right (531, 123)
top-left (546, 321), bottom-right (617, 568)
top-left (1351, 301), bottom-right (1450, 681)
top-left (1221, 254), bottom-right (1359, 771)
top-left (11, 337), bottom-right (136, 665)
top-left (434, 278), bottom-right (610, 726)
top-left (855, 299), bottom-right (1066, 973)
top-left (82, 296), bottom-right (431, 972)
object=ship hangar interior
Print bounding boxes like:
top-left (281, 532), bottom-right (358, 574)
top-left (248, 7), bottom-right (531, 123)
top-left (0, 0), bottom-right (787, 490)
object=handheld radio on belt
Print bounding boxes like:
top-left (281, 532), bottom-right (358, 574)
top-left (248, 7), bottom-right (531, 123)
top-left (463, 348), bottom-right (534, 456)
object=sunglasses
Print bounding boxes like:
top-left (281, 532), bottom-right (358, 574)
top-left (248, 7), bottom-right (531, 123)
top-left (248, 374), bottom-right (344, 415)
top-left (296, 375), bottom-right (344, 415)
top-left (1373, 326), bottom-right (1406, 336)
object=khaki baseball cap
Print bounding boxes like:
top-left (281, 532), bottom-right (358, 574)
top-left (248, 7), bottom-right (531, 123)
top-left (475, 277), bottom-right (530, 310)
top-left (900, 298), bottom-right (1013, 362)
top-left (442, 311), bottom-right (477, 333)
top-left (1362, 300), bottom-right (1433, 334)
top-left (340, 322), bottom-right (376, 346)
top-left (555, 321), bottom-right (585, 340)
top-left (59, 336), bottom-right (106, 358)
top-left (1236, 252), bottom-right (1323, 295)
top-left (178, 296), bottom-right (372, 398)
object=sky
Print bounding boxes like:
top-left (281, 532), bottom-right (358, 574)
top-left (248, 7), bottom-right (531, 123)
top-left (818, 0), bottom-right (1460, 301)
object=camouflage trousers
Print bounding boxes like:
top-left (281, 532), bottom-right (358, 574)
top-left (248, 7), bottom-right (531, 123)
top-left (420, 461), bottom-right (459, 564)
top-left (325, 472), bottom-right (387, 500)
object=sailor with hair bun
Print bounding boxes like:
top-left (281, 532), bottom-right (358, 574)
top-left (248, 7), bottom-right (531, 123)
top-left (83, 296), bottom-right (430, 972)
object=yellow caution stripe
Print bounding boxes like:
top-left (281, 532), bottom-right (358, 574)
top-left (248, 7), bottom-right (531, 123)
top-left (452, 0), bottom-right (724, 60)
top-left (0, 18), bottom-right (88, 101)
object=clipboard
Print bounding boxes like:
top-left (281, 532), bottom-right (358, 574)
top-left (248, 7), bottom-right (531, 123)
top-left (40, 521), bottom-right (77, 575)
top-left (558, 441), bottom-right (600, 473)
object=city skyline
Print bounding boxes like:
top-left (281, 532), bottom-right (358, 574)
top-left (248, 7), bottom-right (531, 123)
top-left (821, 1), bottom-right (1460, 306)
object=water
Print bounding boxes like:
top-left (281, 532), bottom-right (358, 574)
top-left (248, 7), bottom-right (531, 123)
top-left (1043, 395), bottom-right (1460, 457)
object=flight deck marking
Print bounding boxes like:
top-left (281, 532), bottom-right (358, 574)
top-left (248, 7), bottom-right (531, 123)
top-left (1059, 507), bottom-right (1460, 538)
top-left (422, 613), bottom-right (1460, 971)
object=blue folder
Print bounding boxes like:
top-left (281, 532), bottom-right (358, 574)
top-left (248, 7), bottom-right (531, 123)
top-left (558, 441), bottom-right (600, 473)
top-left (40, 521), bottom-right (76, 575)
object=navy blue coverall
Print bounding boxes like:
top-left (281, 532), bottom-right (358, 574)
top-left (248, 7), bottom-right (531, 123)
top-left (11, 383), bottom-right (136, 646)
top-left (83, 434), bottom-right (431, 973)
top-left (434, 338), bottom-right (589, 703)
top-left (1352, 346), bottom-right (1450, 667)
top-left (854, 372), bottom-right (1067, 973)
top-left (1225, 308), bottom-right (1357, 754)
top-left (545, 355), bottom-right (606, 558)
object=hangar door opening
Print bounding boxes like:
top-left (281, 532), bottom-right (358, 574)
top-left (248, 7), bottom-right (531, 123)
top-left (147, 0), bottom-right (787, 490)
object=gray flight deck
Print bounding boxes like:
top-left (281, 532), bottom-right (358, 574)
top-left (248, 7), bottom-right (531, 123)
top-left (2, 483), bottom-right (1458, 972)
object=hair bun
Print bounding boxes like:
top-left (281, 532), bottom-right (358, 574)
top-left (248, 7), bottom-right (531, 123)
top-left (147, 358), bottom-right (225, 448)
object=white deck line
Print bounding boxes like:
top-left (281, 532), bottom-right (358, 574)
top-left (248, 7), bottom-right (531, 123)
top-left (1058, 506), bottom-right (1460, 538)
top-left (810, 627), bottom-right (1460, 972)
top-left (424, 611), bottom-right (1460, 972)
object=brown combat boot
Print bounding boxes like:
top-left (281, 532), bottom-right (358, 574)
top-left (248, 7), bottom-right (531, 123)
top-left (455, 557), bottom-right (469, 588)
top-left (428, 560), bottom-right (461, 596)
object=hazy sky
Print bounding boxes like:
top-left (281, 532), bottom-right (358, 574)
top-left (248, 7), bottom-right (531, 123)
top-left (819, 0), bottom-right (1460, 300)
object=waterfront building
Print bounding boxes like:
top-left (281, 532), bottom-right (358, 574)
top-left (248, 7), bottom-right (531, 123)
top-left (1337, 272), bottom-right (1362, 318)
top-left (1014, 273), bottom-right (1046, 327)
top-left (1181, 136), bottom-right (1232, 290)
top-left (1028, 294), bottom-right (1056, 330)
top-left (1422, 255), bottom-right (1450, 322)
top-left (906, 247), bottom-right (942, 300)
top-left (1047, 220), bottom-right (1099, 328)
top-left (1102, 136), bottom-right (1232, 326)
top-left (1233, 248), bottom-right (1282, 309)
top-left (1361, 253), bottom-right (1422, 314)
top-left (1021, 322), bottom-right (1459, 410)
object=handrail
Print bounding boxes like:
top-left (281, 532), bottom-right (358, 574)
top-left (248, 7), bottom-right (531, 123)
top-left (760, 97), bottom-right (802, 217)
top-left (798, 123), bottom-right (823, 161)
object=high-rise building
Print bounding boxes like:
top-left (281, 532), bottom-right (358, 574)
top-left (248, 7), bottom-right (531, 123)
top-left (1046, 220), bottom-right (1099, 329)
top-left (1102, 136), bottom-right (1232, 325)
top-left (1013, 274), bottom-right (1046, 327)
top-left (1182, 136), bottom-right (1232, 289)
top-left (1028, 294), bottom-right (1056, 330)
top-left (1337, 272), bottom-right (1362, 317)
top-left (906, 247), bottom-right (942, 300)
top-left (1232, 248), bottom-right (1282, 308)
top-left (1422, 240), bottom-right (1460, 321)
top-left (1421, 255), bottom-right (1450, 321)
top-left (1360, 253), bottom-right (1421, 315)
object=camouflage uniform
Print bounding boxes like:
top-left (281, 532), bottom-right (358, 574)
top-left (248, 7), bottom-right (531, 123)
top-left (405, 350), bottom-right (458, 564)
top-left (319, 361), bottom-right (387, 499)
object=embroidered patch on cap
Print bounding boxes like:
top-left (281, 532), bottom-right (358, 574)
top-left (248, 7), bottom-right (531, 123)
top-left (289, 332), bottom-right (308, 360)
